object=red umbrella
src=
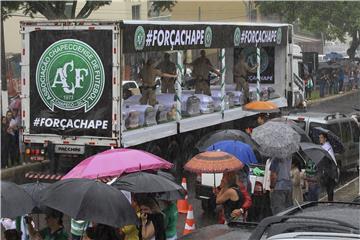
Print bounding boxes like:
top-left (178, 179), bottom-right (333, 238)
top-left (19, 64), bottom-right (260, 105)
top-left (184, 151), bottom-right (244, 173)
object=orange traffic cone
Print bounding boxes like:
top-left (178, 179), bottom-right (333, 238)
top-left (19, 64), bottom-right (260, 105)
top-left (183, 204), bottom-right (195, 235)
top-left (177, 177), bottom-right (189, 213)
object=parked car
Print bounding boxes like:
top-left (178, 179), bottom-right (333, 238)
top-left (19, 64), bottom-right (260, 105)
top-left (181, 202), bottom-right (360, 240)
top-left (285, 112), bottom-right (360, 170)
top-left (250, 201), bottom-right (360, 240)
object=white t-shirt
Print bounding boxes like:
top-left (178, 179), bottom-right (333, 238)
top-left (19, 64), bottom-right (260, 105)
top-left (322, 141), bottom-right (336, 165)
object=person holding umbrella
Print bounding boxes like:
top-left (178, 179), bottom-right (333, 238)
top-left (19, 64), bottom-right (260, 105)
top-left (26, 208), bottom-right (68, 240)
top-left (138, 197), bottom-right (166, 240)
top-left (214, 172), bottom-right (252, 223)
top-left (269, 157), bottom-right (293, 215)
top-left (319, 133), bottom-right (337, 201)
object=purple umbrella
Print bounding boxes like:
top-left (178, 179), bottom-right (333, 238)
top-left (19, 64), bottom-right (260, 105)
top-left (62, 148), bottom-right (173, 179)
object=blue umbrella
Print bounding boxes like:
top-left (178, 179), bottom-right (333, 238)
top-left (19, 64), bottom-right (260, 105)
top-left (206, 140), bottom-right (258, 165)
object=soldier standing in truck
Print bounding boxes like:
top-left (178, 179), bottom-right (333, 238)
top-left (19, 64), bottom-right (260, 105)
top-left (234, 54), bottom-right (258, 103)
top-left (157, 53), bottom-right (177, 94)
top-left (185, 50), bottom-right (220, 96)
top-left (138, 58), bottom-right (177, 106)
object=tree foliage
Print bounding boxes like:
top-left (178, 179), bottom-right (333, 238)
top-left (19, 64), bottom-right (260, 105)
top-left (151, 1), bottom-right (177, 13)
top-left (256, 1), bottom-right (360, 58)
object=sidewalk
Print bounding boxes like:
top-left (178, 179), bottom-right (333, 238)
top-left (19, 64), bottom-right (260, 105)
top-left (320, 177), bottom-right (359, 202)
top-left (306, 89), bottom-right (359, 107)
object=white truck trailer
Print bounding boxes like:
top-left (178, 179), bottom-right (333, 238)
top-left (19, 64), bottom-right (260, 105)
top-left (20, 20), bottom-right (304, 175)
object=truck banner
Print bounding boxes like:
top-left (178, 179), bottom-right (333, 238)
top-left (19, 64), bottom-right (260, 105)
top-left (122, 23), bottom-right (287, 53)
top-left (234, 47), bottom-right (275, 84)
top-left (29, 30), bottom-right (112, 137)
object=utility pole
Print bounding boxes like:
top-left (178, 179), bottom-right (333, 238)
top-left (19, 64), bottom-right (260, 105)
top-left (198, 6), bottom-right (201, 21)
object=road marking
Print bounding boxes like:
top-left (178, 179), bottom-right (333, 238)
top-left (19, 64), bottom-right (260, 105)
top-left (320, 176), bottom-right (359, 201)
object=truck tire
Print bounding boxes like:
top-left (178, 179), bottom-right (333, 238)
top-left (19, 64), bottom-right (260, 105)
top-left (201, 197), bottom-right (216, 212)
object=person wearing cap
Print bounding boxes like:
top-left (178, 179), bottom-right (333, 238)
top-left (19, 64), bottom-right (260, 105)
top-left (233, 54), bottom-right (258, 103)
top-left (185, 50), bottom-right (220, 96)
top-left (157, 53), bottom-right (177, 94)
top-left (138, 58), bottom-right (177, 106)
top-left (26, 209), bottom-right (68, 240)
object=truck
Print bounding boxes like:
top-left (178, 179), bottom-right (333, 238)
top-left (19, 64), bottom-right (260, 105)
top-left (20, 20), bottom-right (305, 180)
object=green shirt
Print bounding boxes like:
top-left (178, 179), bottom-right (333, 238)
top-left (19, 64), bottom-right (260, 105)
top-left (71, 219), bottom-right (88, 236)
top-left (163, 203), bottom-right (178, 238)
top-left (40, 227), bottom-right (68, 240)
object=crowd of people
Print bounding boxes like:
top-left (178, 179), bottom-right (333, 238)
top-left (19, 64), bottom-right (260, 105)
top-left (2, 193), bottom-right (179, 240)
top-left (305, 62), bottom-right (360, 100)
top-left (1, 96), bottom-right (22, 169)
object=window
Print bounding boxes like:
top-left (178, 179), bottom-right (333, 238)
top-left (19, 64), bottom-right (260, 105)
top-left (327, 123), bottom-right (341, 139)
top-left (309, 122), bottom-right (326, 143)
top-left (294, 120), bottom-right (306, 130)
top-left (350, 120), bottom-right (360, 142)
top-left (340, 121), bottom-right (352, 143)
top-left (132, 5), bottom-right (140, 20)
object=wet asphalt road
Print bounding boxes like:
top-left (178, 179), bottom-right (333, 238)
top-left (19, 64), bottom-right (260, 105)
top-left (308, 90), bottom-right (359, 114)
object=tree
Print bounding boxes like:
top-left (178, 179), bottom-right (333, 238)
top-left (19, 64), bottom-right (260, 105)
top-left (151, 1), bottom-right (177, 13)
top-left (21, 1), bottom-right (110, 20)
top-left (256, 1), bottom-right (360, 59)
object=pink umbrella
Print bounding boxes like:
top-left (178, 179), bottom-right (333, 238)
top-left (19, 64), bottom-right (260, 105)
top-left (62, 148), bottom-right (173, 179)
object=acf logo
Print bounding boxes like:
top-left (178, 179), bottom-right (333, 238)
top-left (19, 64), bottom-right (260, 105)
top-left (204, 26), bottom-right (212, 48)
top-left (134, 26), bottom-right (145, 51)
top-left (36, 39), bottom-right (105, 112)
top-left (234, 27), bottom-right (241, 47)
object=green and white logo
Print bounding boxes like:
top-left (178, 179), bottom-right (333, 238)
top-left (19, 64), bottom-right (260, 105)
top-left (204, 26), bottom-right (212, 48)
top-left (134, 26), bottom-right (146, 50)
top-left (276, 27), bottom-right (282, 45)
top-left (36, 39), bottom-right (105, 113)
top-left (234, 27), bottom-right (241, 47)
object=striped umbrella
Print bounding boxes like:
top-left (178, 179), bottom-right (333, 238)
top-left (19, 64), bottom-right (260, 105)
top-left (244, 101), bottom-right (279, 113)
top-left (184, 151), bottom-right (244, 174)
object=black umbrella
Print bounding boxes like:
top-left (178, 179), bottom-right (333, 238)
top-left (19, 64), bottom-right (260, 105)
top-left (156, 171), bottom-right (185, 201)
top-left (299, 142), bottom-right (334, 164)
top-left (298, 142), bottom-right (338, 180)
top-left (311, 127), bottom-right (345, 153)
top-left (21, 182), bottom-right (50, 213)
top-left (1, 181), bottom-right (35, 218)
top-left (271, 118), bottom-right (312, 143)
top-left (196, 129), bottom-right (259, 152)
top-left (112, 172), bottom-right (183, 194)
top-left (40, 178), bottom-right (137, 228)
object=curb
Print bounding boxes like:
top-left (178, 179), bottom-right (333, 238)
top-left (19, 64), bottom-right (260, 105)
top-left (307, 90), bottom-right (359, 107)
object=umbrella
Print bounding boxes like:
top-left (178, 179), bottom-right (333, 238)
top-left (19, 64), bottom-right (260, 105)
top-left (40, 178), bottom-right (137, 228)
top-left (184, 151), bottom-right (244, 173)
top-left (196, 129), bottom-right (259, 152)
top-left (299, 142), bottom-right (338, 180)
top-left (111, 172), bottom-right (183, 194)
top-left (21, 182), bottom-right (50, 213)
top-left (252, 121), bottom-right (301, 158)
top-left (299, 142), bottom-right (334, 164)
top-left (270, 118), bottom-right (312, 143)
top-left (206, 140), bottom-right (258, 165)
top-left (243, 101), bottom-right (279, 113)
top-left (62, 148), bottom-right (173, 179)
top-left (1, 181), bottom-right (35, 218)
top-left (310, 127), bottom-right (345, 154)
top-left (156, 171), bottom-right (185, 201)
